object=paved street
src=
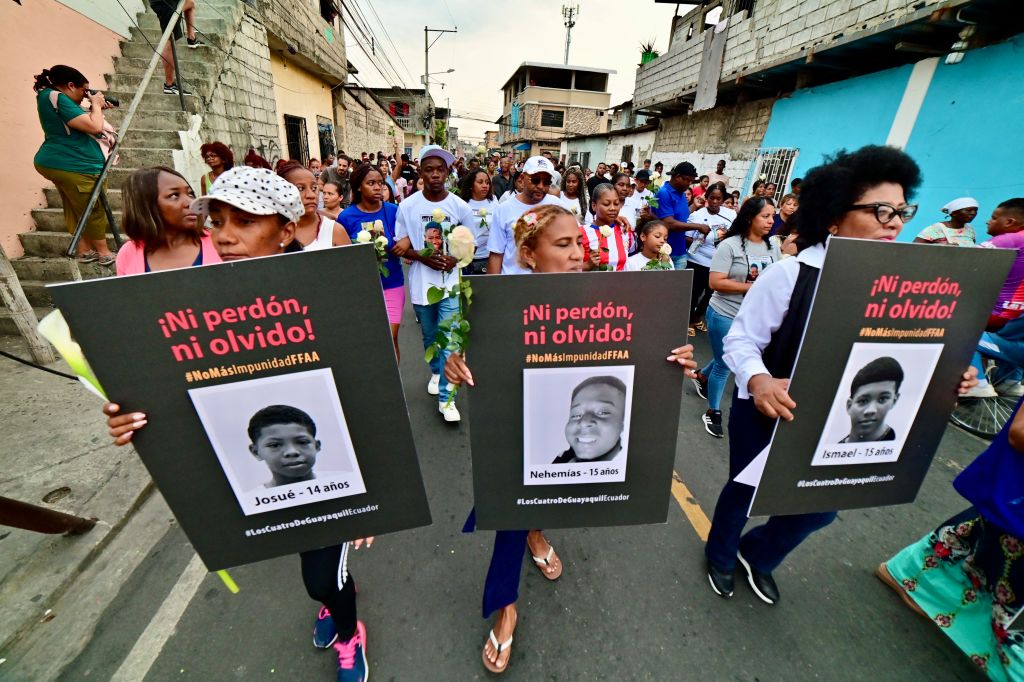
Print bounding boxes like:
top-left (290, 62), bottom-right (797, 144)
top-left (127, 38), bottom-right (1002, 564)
top-left (56, 304), bottom-right (984, 681)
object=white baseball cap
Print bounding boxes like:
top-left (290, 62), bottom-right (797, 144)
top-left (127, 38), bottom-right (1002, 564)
top-left (191, 167), bottom-right (304, 222)
top-left (419, 144), bottom-right (455, 167)
top-left (522, 155), bottom-right (555, 176)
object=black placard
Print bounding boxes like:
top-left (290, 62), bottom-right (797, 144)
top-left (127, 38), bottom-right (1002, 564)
top-left (749, 239), bottom-right (1014, 515)
top-left (49, 246), bottom-right (431, 569)
top-left (465, 270), bottom-right (692, 529)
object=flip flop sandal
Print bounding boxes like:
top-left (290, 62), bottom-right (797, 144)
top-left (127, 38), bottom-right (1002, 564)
top-left (531, 545), bottom-right (563, 581)
top-left (874, 562), bottom-right (927, 618)
top-left (482, 629), bottom-right (513, 673)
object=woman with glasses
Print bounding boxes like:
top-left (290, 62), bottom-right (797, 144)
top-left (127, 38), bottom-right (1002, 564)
top-left (701, 145), bottom-right (974, 606)
top-left (199, 142), bottom-right (234, 194)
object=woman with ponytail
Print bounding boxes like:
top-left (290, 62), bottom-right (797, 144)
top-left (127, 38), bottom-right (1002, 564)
top-left (32, 65), bottom-right (116, 266)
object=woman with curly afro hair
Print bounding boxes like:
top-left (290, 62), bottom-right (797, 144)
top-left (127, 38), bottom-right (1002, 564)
top-left (701, 145), bottom-right (980, 605)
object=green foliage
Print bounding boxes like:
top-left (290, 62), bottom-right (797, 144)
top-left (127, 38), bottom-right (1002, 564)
top-left (434, 120), bottom-right (448, 148)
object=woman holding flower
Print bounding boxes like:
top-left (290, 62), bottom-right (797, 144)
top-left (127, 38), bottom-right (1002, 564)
top-left (444, 204), bottom-right (698, 673)
top-left (581, 183), bottom-right (635, 271)
top-left (338, 163), bottom-right (405, 357)
top-left (458, 168), bottom-right (497, 275)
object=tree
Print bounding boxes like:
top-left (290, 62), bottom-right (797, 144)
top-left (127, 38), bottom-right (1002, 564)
top-left (434, 120), bottom-right (448, 148)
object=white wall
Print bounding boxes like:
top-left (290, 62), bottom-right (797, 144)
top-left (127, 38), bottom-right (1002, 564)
top-left (57, 0), bottom-right (146, 38)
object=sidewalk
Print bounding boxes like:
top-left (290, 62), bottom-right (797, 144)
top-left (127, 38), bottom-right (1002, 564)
top-left (0, 336), bottom-right (153, 671)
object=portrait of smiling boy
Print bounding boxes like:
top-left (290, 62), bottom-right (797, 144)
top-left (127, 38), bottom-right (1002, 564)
top-left (839, 357), bottom-right (903, 443)
top-left (552, 376), bottom-right (627, 464)
top-left (248, 404), bottom-right (322, 488)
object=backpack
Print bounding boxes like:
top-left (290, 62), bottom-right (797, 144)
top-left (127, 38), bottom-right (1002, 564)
top-left (48, 90), bottom-right (119, 166)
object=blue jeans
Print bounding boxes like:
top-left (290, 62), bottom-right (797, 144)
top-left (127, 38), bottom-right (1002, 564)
top-left (700, 306), bottom-right (734, 411)
top-left (972, 316), bottom-right (1024, 385)
top-left (704, 392), bottom-right (838, 573)
top-left (413, 295), bottom-right (459, 404)
top-left (671, 253), bottom-right (688, 271)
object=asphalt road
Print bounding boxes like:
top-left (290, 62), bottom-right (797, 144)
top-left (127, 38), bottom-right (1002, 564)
top-left (60, 303), bottom-right (985, 681)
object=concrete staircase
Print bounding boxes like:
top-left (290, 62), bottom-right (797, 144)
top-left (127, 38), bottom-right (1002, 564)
top-left (2, 3), bottom-right (240, 336)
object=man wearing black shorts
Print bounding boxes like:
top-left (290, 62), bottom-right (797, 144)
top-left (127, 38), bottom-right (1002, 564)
top-left (150, 0), bottom-right (202, 95)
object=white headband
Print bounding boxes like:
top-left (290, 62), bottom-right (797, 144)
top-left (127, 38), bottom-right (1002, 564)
top-left (942, 197), bottom-right (978, 214)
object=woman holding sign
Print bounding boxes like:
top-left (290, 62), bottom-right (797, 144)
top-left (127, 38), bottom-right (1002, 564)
top-left (446, 204), bottom-right (697, 673)
top-left (702, 145), bottom-right (978, 607)
top-left (104, 167), bottom-right (372, 682)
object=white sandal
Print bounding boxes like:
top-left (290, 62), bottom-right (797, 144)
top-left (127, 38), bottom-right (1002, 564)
top-left (482, 629), bottom-right (513, 673)
top-left (531, 545), bottom-right (563, 580)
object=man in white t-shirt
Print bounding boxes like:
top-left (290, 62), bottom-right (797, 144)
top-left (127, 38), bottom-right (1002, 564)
top-left (394, 145), bottom-right (475, 422)
top-left (487, 155), bottom-right (563, 275)
top-left (706, 159), bottom-right (730, 189)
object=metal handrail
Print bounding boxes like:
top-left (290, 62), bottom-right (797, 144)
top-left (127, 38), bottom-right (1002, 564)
top-left (65, 0), bottom-right (190, 258)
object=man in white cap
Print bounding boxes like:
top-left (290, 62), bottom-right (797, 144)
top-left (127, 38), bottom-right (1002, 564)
top-left (486, 155), bottom-right (564, 275)
top-left (393, 144), bottom-right (475, 422)
top-left (913, 197), bottom-right (979, 246)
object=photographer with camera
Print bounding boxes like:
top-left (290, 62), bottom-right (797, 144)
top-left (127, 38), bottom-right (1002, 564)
top-left (32, 65), bottom-right (118, 266)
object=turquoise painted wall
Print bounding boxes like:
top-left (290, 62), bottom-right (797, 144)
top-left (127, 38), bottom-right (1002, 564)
top-left (904, 35), bottom-right (1024, 241)
top-left (758, 35), bottom-right (1024, 242)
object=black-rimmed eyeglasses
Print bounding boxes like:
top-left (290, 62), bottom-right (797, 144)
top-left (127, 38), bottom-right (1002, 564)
top-left (847, 202), bottom-right (918, 224)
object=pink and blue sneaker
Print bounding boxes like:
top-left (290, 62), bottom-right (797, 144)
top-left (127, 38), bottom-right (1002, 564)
top-left (334, 620), bottom-right (368, 682)
top-left (313, 606), bottom-right (338, 649)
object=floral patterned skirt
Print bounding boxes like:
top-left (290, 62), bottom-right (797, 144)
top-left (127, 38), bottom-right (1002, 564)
top-left (886, 515), bottom-right (1024, 680)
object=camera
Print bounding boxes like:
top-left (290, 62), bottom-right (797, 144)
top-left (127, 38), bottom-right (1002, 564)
top-left (87, 89), bottom-right (119, 107)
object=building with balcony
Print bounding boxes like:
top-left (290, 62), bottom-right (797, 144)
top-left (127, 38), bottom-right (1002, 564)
top-left (497, 62), bottom-right (614, 158)
top-left (365, 87), bottom-right (435, 158)
top-left (629, 0), bottom-right (1024, 232)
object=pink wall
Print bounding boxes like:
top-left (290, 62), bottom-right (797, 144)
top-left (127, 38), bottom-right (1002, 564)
top-left (0, 1), bottom-right (122, 258)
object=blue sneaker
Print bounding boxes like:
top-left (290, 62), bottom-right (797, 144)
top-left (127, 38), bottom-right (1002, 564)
top-left (335, 621), bottom-right (367, 682)
top-left (313, 606), bottom-right (338, 648)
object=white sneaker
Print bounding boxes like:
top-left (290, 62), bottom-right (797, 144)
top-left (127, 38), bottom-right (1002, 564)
top-left (962, 383), bottom-right (998, 399)
top-left (439, 403), bottom-right (461, 422)
top-left (427, 374), bottom-right (440, 396)
top-left (995, 381), bottom-right (1024, 398)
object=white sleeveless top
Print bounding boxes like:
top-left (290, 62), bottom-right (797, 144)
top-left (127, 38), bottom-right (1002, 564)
top-left (302, 216), bottom-right (336, 251)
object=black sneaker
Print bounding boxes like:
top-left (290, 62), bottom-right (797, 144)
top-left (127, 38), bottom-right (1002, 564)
top-left (706, 560), bottom-right (734, 598)
top-left (702, 409), bottom-right (723, 438)
top-left (162, 82), bottom-right (192, 96)
top-left (186, 36), bottom-right (204, 48)
top-left (738, 552), bottom-right (779, 605)
top-left (691, 370), bottom-right (708, 399)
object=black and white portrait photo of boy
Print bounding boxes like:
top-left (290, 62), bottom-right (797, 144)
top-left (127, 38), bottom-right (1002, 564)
top-left (838, 357), bottom-right (903, 443)
top-left (552, 376), bottom-right (627, 464)
top-left (247, 405), bottom-right (322, 488)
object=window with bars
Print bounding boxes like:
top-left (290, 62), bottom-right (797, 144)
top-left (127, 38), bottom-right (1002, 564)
top-left (741, 147), bottom-right (799, 200)
top-left (621, 145), bottom-right (634, 164)
top-left (284, 114), bottom-right (309, 165)
top-left (540, 110), bottom-right (565, 127)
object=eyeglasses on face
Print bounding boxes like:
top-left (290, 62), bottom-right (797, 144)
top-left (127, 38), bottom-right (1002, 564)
top-left (847, 202), bottom-right (918, 224)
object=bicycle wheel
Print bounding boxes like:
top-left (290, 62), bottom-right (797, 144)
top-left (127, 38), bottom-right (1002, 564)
top-left (949, 396), bottom-right (1019, 439)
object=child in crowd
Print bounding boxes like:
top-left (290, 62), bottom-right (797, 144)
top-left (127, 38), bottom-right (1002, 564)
top-left (582, 183), bottom-right (634, 271)
top-left (552, 376), bottom-right (627, 464)
top-left (247, 405), bottom-right (321, 488)
top-left (626, 220), bottom-right (673, 271)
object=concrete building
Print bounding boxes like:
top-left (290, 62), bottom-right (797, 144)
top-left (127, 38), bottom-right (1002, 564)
top-left (497, 62), bottom-right (614, 158)
top-left (484, 130), bottom-right (500, 153)
top-left (631, 0), bottom-right (1023, 200)
top-left (365, 87), bottom-right (434, 159)
top-left (341, 87), bottom-right (407, 159)
top-left (561, 99), bottom-right (657, 170)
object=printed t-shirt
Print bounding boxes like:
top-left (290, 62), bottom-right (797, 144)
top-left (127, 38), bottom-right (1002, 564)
top-left (466, 197), bottom-right (498, 260)
top-left (916, 221), bottom-right (977, 247)
top-left (708, 235), bottom-right (781, 318)
top-left (487, 194), bottom-right (561, 275)
top-left (395, 191), bottom-right (474, 305)
top-left (34, 89), bottom-right (105, 175)
top-left (687, 206), bottom-right (736, 267)
top-left (580, 223), bottom-right (634, 272)
top-left (655, 183), bottom-right (691, 255)
top-left (338, 202), bottom-right (404, 290)
top-left (982, 232), bottom-right (1024, 322)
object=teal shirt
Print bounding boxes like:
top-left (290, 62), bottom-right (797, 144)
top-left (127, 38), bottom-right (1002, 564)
top-left (33, 89), bottom-right (105, 175)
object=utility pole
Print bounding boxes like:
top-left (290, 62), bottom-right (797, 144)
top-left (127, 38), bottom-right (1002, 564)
top-left (424, 26), bottom-right (457, 144)
top-left (562, 4), bottom-right (579, 65)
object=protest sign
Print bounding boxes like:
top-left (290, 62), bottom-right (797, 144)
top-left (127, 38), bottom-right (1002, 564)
top-left (466, 270), bottom-right (692, 530)
top-left (48, 246), bottom-right (430, 570)
top-left (747, 238), bottom-right (1014, 516)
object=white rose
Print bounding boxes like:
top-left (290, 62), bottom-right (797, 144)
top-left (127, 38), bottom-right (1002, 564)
top-left (659, 243), bottom-right (672, 256)
top-left (599, 225), bottom-right (613, 238)
top-left (447, 225), bottom-right (477, 267)
top-left (373, 219), bottom-right (385, 233)
top-left (431, 208), bottom-right (446, 223)
top-left (375, 235), bottom-right (389, 247)
top-left (479, 208), bottom-right (488, 217)
top-left (356, 230), bottom-right (371, 243)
